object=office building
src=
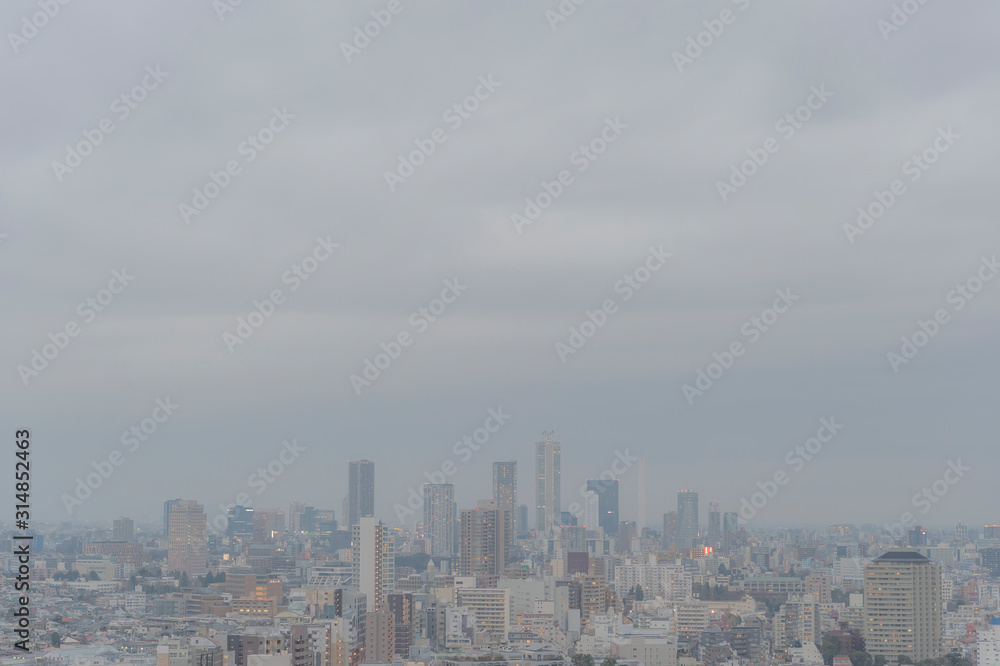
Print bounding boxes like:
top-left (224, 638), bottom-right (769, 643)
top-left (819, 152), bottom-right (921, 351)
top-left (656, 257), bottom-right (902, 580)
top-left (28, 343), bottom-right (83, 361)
top-left (677, 490), bottom-right (699, 549)
top-left (723, 512), bottom-right (739, 551)
top-left (289, 501), bottom-right (305, 532)
top-left (864, 548), bottom-right (942, 662)
top-left (583, 490), bottom-right (600, 531)
top-left (348, 460), bottom-right (375, 529)
top-left (352, 517), bottom-right (394, 613)
top-left (535, 438), bottom-right (561, 535)
top-left (909, 525), bottom-right (928, 547)
top-left (163, 498), bottom-right (181, 536)
top-left (662, 511), bottom-right (678, 549)
top-left (167, 499), bottom-right (207, 577)
top-left (113, 517), bottom-right (134, 543)
top-left (586, 478), bottom-right (619, 537)
top-left (423, 483), bottom-right (456, 557)
top-left (707, 501), bottom-right (721, 546)
top-left (228, 505), bottom-right (255, 540)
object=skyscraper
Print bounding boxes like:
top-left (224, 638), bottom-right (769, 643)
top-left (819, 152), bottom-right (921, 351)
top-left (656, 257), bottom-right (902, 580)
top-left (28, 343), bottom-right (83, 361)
top-left (864, 549), bottom-right (942, 662)
top-left (493, 461), bottom-right (517, 532)
top-left (585, 479), bottom-right (619, 536)
top-left (662, 511), bottom-right (678, 549)
top-left (423, 483), bottom-right (456, 557)
top-left (708, 501), bottom-right (721, 546)
top-left (348, 460), bottom-right (375, 529)
top-left (723, 511), bottom-right (739, 551)
top-left (113, 517), bottom-right (134, 543)
top-left (459, 500), bottom-right (512, 577)
top-left (535, 436), bottom-right (561, 535)
top-left (289, 501), bottom-right (305, 532)
top-left (583, 491), bottom-right (600, 531)
top-left (167, 499), bottom-right (207, 577)
top-left (228, 505), bottom-right (255, 540)
top-left (352, 517), bottom-right (394, 613)
top-left (677, 489), bottom-right (699, 549)
top-left (163, 498), bottom-right (181, 536)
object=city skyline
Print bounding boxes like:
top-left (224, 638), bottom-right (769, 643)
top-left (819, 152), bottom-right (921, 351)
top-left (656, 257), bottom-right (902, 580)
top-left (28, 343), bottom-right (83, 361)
top-left (3, 2), bottom-right (997, 533)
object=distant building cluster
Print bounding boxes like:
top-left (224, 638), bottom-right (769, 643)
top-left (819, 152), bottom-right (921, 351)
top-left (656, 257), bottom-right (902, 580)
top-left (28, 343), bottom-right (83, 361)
top-left (3, 440), bottom-right (999, 666)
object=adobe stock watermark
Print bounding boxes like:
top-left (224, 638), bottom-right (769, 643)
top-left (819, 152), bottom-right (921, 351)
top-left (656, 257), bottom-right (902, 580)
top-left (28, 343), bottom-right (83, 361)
top-left (179, 107), bottom-right (295, 224)
top-left (18, 268), bottom-right (135, 387)
top-left (717, 85), bottom-right (833, 202)
top-left (682, 288), bottom-right (799, 405)
top-left (883, 459), bottom-right (970, 539)
top-left (384, 75), bottom-right (501, 192)
top-left (350, 278), bottom-right (467, 395)
top-left (887, 254), bottom-right (998, 373)
top-left (224, 236), bottom-right (340, 353)
top-left (213, 0), bottom-right (247, 21)
top-left (545, 0), bottom-right (587, 31)
top-left (555, 245), bottom-right (672, 363)
top-left (210, 438), bottom-right (307, 531)
top-left (739, 417), bottom-right (844, 521)
top-left (340, 0), bottom-right (414, 63)
top-left (393, 407), bottom-right (512, 524)
top-left (61, 397), bottom-right (180, 514)
top-left (51, 65), bottom-right (169, 183)
top-left (673, 0), bottom-right (752, 73)
top-left (566, 449), bottom-right (640, 521)
top-left (511, 117), bottom-right (628, 235)
top-left (843, 125), bottom-right (960, 244)
top-left (8, 0), bottom-right (72, 55)
top-left (877, 0), bottom-right (934, 41)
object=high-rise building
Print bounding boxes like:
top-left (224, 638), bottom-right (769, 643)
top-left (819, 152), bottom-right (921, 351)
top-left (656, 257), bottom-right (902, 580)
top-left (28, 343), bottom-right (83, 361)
top-left (459, 500), bottom-right (512, 577)
top-left (583, 491), bottom-right (600, 531)
top-left (955, 522), bottom-right (969, 543)
top-left (113, 517), bottom-right (134, 543)
top-left (423, 484), bottom-right (456, 557)
top-left (773, 594), bottom-right (820, 650)
top-left (351, 517), bottom-right (394, 613)
top-left (163, 498), bottom-right (181, 536)
top-left (364, 611), bottom-right (393, 663)
top-left (493, 461), bottom-right (517, 532)
top-left (387, 593), bottom-right (413, 657)
top-left (289, 501), bottom-right (305, 532)
top-left (348, 460), bottom-right (375, 529)
top-left (707, 501), bottom-right (721, 546)
top-left (677, 490), bottom-right (699, 549)
top-left (167, 500), bottom-right (207, 577)
top-left (617, 521), bottom-right (637, 554)
top-left (986, 525), bottom-right (1000, 540)
top-left (662, 511), bottom-right (678, 549)
top-left (982, 548), bottom-right (1000, 577)
top-left (535, 437), bottom-right (561, 536)
top-left (517, 505), bottom-right (529, 538)
top-left (909, 525), bottom-right (928, 547)
top-left (864, 548), bottom-right (942, 662)
top-left (228, 505), bottom-right (255, 540)
top-left (723, 512), bottom-right (739, 551)
top-left (586, 479), bottom-right (619, 537)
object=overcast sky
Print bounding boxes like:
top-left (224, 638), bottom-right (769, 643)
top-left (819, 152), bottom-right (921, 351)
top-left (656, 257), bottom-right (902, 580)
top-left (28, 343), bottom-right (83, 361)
top-left (2, 0), bottom-right (998, 534)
